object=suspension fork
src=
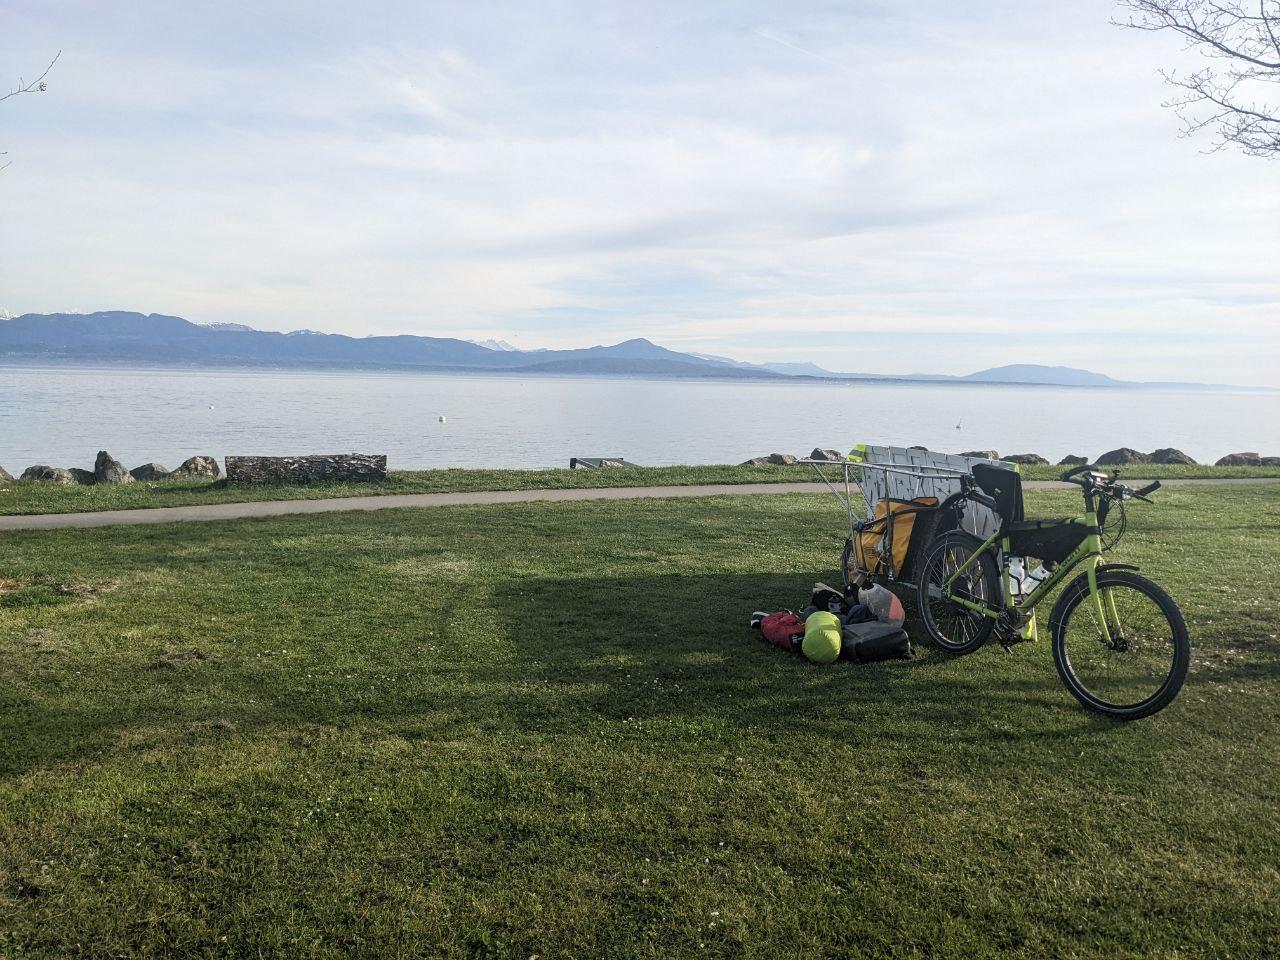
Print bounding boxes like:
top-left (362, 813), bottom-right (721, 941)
top-left (1086, 555), bottom-right (1116, 644)
top-left (1076, 492), bottom-right (1121, 642)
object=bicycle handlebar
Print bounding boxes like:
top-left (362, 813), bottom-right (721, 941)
top-left (1052, 465), bottom-right (1160, 506)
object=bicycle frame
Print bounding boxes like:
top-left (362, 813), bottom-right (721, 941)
top-left (939, 508), bottom-right (1117, 644)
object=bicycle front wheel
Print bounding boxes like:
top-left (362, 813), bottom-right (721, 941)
top-left (1051, 569), bottom-right (1189, 720)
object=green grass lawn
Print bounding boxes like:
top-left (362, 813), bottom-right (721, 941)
top-left (3, 461), bottom-right (1279, 517)
top-left (1, 486), bottom-right (1278, 958)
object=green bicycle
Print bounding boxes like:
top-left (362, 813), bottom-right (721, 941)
top-left (916, 463), bottom-right (1190, 720)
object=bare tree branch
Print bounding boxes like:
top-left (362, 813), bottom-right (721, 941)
top-left (0, 50), bottom-right (61, 104)
top-left (1, 50), bottom-right (61, 172)
top-left (1116, 1), bottom-right (1280, 156)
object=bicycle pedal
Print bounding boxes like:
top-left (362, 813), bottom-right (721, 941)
top-left (998, 633), bottom-right (1032, 651)
top-left (995, 610), bottom-right (1037, 649)
top-left (994, 624), bottom-right (1032, 651)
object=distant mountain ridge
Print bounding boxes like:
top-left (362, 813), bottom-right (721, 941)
top-left (0, 312), bottom-right (779, 380)
top-left (0, 311), bottom-right (1263, 391)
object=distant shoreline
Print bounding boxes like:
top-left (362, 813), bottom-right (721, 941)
top-left (2, 357), bottom-right (1273, 395)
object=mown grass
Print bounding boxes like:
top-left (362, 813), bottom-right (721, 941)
top-left (3, 461), bottom-right (1279, 517)
top-left (1, 486), bottom-right (1278, 958)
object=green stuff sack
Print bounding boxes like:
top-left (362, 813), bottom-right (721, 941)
top-left (803, 611), bottom-right (842, 664)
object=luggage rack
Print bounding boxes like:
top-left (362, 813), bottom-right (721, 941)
top-left (800, 448), bottom-right (1012, 591)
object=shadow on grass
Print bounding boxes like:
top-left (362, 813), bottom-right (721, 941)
top-left (1, 569), bottom-right (1123, 779)
top-left (487, 571), bottom-right (1113, 728)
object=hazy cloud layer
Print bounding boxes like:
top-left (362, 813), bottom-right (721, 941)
top-left (2, 0), bottom-right (1277, 384)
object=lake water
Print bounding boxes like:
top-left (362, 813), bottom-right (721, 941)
top-left (2, 364), bottom-right (1277, 472)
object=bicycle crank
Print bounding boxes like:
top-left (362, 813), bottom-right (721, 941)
top-left (995, 608), bottom-right (1036, 649)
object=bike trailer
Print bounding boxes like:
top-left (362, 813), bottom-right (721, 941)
top-left (802, 444), bottom-right (1022, 590)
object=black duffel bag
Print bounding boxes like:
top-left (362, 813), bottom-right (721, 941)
top-left (841, 621), bottom-right (913, 663)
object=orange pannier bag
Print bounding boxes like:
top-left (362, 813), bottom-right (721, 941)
top-left (853, 497), bottom-right (938, 577)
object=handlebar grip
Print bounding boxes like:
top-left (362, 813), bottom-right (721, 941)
top-left (1135, 480), bottom-right (1161, 498)
top-left (1060, 463), bottom-right (1092, 482)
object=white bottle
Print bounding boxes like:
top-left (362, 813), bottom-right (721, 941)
top-left (1007, 556), bottom-right (1028, 597)
top-left (1025, 563), bottom-right (1054, 591)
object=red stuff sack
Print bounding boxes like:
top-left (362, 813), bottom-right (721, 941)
top-left (760, 612), bottom-right (805, 652)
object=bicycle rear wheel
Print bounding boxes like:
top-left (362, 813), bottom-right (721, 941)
top-left (916, 531), bottom-right (999, 654)
top-left (1051, 569), bottom-right (1189, 720)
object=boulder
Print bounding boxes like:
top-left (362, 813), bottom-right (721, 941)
top-left (0, 465), bottom-right (12, 484)
top-left (20, 465), bottom-right (79, 485)
top-left (959, 450), bottom-right (1000, 461)
top-left (1215, 452), bottom-right (1261, 466)
top-left (94, 450), bottom-right (134, 484)
top-left (225, 454), bottom-right (388, 484)
top-left (1096, 448), bottom-right (1151, 465)
top-left (1001, 453), bottom-right (1049, 466)
top-left (130, 462), bottom-right (170, 481)
top-left (1261, 456), bottom-right (1280, 466)
top-left (1058, 455), bottom-right (1088, 467)
top-left (1149, 448), bottom-right (1197, 466)
top-left (809, 448), bottom-right (844, 462)
top-left (908, 445), bottom-right (929, 451)
top-left (168, 455), bottom-right (221, 480)
top-left (68, 468), bottom-right (96, 485)
top-left (569, 457), bottom-right (639, 469)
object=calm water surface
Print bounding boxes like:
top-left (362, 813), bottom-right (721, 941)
top-left (2, 365), bottom-right (1277, 471)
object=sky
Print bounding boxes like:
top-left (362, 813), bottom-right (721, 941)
top-left (2, 0), bottom-right (1278, 385)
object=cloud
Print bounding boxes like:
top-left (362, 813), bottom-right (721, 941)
top-left (0, 0), bottom-right (1277, 384)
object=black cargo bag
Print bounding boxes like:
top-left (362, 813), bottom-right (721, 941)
top-left (1006, 518), bottom-right (1094, 564)
top-left (841, 621), bottom-right (913, 663)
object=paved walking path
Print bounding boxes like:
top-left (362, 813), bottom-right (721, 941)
top-left (1, 477), bottom-right (1276, 532)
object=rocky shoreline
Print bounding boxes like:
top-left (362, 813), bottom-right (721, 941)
top-left (742, 447), bottom-right (1280, 468)
top-left (3, 444), bottom-right (1279, 487)
top-left (0, 452), bottom-right (388, 486)
top-left (0, 452), bottom-right (221, 486)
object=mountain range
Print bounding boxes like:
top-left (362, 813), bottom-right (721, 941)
top-left (0, 311), bottom-right (1261, 391)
